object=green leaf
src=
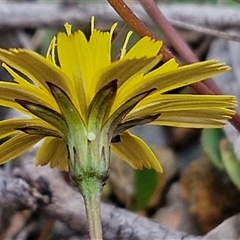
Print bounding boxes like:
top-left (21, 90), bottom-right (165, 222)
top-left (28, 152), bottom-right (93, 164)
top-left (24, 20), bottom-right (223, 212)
top-left (132, 168), bottom-right (159, 211)
top-left (201, 128), bottom-right (225, 170)
top-left (220, 139), bottom-right (240, 190)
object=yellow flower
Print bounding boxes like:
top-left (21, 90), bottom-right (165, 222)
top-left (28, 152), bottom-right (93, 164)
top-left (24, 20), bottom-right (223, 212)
top-left (0, 18), bottom-right (236, 176)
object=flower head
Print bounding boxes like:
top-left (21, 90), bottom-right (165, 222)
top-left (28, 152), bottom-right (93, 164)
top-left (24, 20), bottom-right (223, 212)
top-left (0, 18), bottom-right (237, 177)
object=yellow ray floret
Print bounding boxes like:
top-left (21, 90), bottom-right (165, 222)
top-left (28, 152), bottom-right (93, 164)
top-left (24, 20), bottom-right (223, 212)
top-left (0, 19), bottom-right (236, 173)
top-left (111, 131), bottom-right (162, 172)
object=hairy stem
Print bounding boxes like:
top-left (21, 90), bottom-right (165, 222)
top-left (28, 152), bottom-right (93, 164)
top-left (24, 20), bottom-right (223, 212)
top-left (79, 176), bottom-right (103, 240)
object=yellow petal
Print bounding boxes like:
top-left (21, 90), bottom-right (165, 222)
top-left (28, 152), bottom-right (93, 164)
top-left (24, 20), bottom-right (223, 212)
top-left (36, 137), bottom-right (68, 171)
top-left (3, 63), bottom-right (33, 87)
top-left (95, 57), bottom-right (159, 95)
top-left (144, 60), bottom-right (230, 94)
top-left (113, 59), bottom-right (177, 106)
top-left (123, 36), bottom-right (162, 59)
top-left (0, 100), bottom-right (28, 114)
top-left (111, 131), bottom-right (162, 172)
top-left (0, 118), bottom-right (53, 139)
top-left (0, 48), bottom-right (70, 95)
top-left (120, 31), bottom-right (133, 59)
top-left (89, 28), bottom-right (112, 72)
top-left (152, 111), bottom-right (232, 128)
top-left (0, 81), bottom-right (59, 112)
top-left (0, 133), bottom-right (43, 164)
top-left (126, 94), bottom-right (236, 128)
top-left (128, 94), bottom-right (237, 118)
top-left (57, 30), bottom-right (92, 112)
top-left (149, 58), bottom-right (179, 74)
top-left (46, 36), bottom-right (57, 64)
top-left (118, 60), bottom-right (230, 101)
top-left (111, 59), bottom-right (176, 109)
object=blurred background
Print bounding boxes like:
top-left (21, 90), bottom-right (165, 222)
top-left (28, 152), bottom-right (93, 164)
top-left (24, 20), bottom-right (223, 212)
top-left (0, 0), bottom-right (240, 239)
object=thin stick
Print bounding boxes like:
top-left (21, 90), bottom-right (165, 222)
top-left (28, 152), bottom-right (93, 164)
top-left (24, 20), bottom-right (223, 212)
top-left (169, 19), bottom-right (240, 42)
top-left (139, 0), bottom-right (224, 93)
top-left (106, 0), bottom-right (174, 62)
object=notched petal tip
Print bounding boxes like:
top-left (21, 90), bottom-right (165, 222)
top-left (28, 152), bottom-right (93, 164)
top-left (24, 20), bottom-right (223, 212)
top-left (64, 22), bottom-right (72, 35)
top-left (9, 48), bottom-right (20, 53)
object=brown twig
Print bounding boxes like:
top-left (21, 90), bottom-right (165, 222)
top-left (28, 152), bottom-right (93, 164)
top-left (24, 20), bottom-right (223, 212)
top-left (106, 0), bottom-right (173, 62)
top-left (107, 0), bottom-right (240, 132)
top-left (139, 0), bottom-right (198, 62)
top-left (139, 0), bottom-right (223, 93)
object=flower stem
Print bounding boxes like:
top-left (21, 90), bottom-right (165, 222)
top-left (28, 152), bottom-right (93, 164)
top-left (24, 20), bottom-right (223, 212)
top-left (79, 176), bottom-right (103, 240)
